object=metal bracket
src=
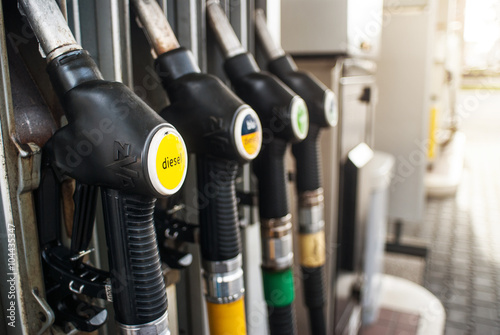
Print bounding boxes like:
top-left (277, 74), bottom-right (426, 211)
top-left (32, 288), bottom-right (55, 335)
top-left (43, 245), bottom-right (111, 301)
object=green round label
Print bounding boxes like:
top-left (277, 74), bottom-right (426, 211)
top-left (324, 90), bottom-right (338, 127)
top-left (290, 97), bottom-right (309, 140)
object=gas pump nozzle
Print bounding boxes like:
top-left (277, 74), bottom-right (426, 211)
top-left (255, 9), bottom-right (339, 335)
top-left (207, 2), bottom-right (310, 334)
top-left (254, 9), bottom-right (338, 130)
top-left (131, 0), bottom-right (263, 334)
top-left (20, 0), bottom-right (188, 333)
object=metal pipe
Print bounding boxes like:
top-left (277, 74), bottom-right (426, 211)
top-left (131, 0), bottom-right (179, 56)
top-left (58, 0), bottom-right (68, 21)
top-left (254, 9), bottom-right (285, 61)
top-left (17, 0), bottom-right (81, 62)
top-left (206, 0), bottom-right (246, 58)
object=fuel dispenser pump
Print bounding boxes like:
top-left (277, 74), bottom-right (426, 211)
top-left (20, 0), bottom-right (188, 333)
top-left (207, 2), bottom-right (310, 334)
top-left (131, 0), bottom-right (263, 334)
top-left (255, 10), bottom-right (338, 335)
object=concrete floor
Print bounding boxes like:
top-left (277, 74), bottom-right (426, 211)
top-left (393, 90), bottom-right (500, 334)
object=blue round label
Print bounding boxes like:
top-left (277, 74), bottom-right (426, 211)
top-left (241, 114), bottom-right (260, 156)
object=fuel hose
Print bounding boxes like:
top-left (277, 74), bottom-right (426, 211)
top-left (20, 1), bottom-right (188, 333)
top-left (255, 9), bottom-right (339, 335)
top-left (207, 2), bottom-right (310, 333)
top-left (132, 1), bottom-right (264, 333)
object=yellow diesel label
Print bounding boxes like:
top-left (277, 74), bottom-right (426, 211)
top-left (242, 132), bottom-right (260, 156)
top-left (156, 133), bottom-right (187, 191)
top-left (237, 111), bottom-right (261, 159)
top-left (299, 231), bottom-right (326, 267)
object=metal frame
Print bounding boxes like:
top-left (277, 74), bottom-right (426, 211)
top-left (0, 3), bottom-right (55, 334)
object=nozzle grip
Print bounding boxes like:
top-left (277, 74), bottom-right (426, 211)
top-left (292, 125), bottom-right (322, 192)
top-left (253, 139), bottom-right (289, 219)
top-left (70, 182), bottom-right (98, 254)
top-left (101, 189), bottom-right (168, 326)
top-left (197, 156), bottom-right (241, 262)
top-left (159, 66), bottom-right (260, 163)
top-left (155, 47), bottom-right (200, 86)
top-left (47, 50), bottom-right (103, 97)
top-left (225, 54), bottom-right (301, 142)
top-left (268, 55), bottom-right (333, 127)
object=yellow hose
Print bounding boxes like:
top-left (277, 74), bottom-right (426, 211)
top-left (428, 106), bottom-right (438, 160)
top-left (206, 297), bottom-right (247, 335)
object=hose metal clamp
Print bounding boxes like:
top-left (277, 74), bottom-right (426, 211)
top-left (116, 311), bottom-right (170, 335)
top-left (261, 214), bottom-right (294, 270)
top-left (203, 255), bottom-right (245, 304)
top-left (298, 189), bottom-right (325, 234)
top-left (298, 188), bottom-right (324, 208)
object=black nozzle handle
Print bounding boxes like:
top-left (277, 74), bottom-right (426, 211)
top-left (268, 56), bottom-right (337, 128)
top-left (35, 161), bottom-right (62, 247)
top-left (155, 47), bottom-right (200, 87)
top-left (101, 188), bottom-right (168, 326)
top-left (268, 304), bottom-right (297, 335)
top-left (197, 156), bottom-right (241, 262)
top-left (224, 53), bottom-right (309, 143)
top-left (292, 125), bottom-right (322, 192)
top-left (253, 139), bottom-right (289, 219)
top-left (255, 6), bottom-right (332, 128)
top-left (47, 49), bottom-right (103, 100)
top-left (70, 182), bottom-right (98, 255)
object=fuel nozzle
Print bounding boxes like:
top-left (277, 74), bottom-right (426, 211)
top-left (207, 2), bottom-right (308, 334)
top-left (21, 0), bottom-right (188, 333)
top-left (255, 9), bottom-right (339, 335)
top-left (45, 49), bottom-right (187, 198)
top-left (207, 0), bottom-right (309, 144)
top-left (132, 0), bottom-right (263, 333)
top-left (255, 9), bottom-right (338, 130)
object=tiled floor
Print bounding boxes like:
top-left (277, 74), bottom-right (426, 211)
top-left (404, 90), bottom-right (500, 334)
top-left (362, 308), bottom-right (420, 335)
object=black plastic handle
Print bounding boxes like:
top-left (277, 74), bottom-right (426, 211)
top-left (224, 53), bottom-right (300, 143)
top-left (70, 182), bottom-right (98, 254)
top-left (35, 160), bottom-right (62, 247)
top-left (101, 188), bottom-right (167, 325)
top-left (197, 156), bottom-right (241, 262)
top-left (252, 138), bottom-right (289, 219)
top-left (268, 55), bottom-right (332, 128)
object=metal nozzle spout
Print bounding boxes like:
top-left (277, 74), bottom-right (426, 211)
top-left (18, 0), bottom-right (82, 62)
top-left (131, 0), bottom-right (180, 56)
top-left (206, 0), bottom-right (246, 59)
top-left (254, 9), bottom-right (285, 61)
